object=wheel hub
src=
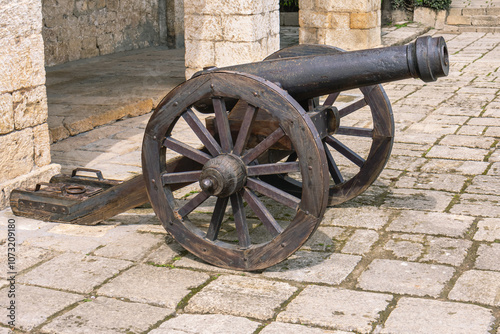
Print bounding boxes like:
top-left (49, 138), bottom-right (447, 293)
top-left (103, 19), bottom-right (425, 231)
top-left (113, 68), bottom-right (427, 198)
top-left (199, 154), bottom-right (247, 197)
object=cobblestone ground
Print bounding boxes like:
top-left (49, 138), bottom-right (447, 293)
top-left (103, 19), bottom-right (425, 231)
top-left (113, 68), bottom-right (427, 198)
top-left (1, 31), bottom-right (499, 333)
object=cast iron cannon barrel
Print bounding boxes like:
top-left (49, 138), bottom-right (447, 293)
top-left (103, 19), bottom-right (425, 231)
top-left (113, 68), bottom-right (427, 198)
top-left (203, 36), bottom-right (449, 102)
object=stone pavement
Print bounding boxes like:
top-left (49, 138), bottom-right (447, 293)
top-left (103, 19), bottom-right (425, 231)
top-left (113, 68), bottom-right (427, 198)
top-left (1, 30), bottom-right (499, 333)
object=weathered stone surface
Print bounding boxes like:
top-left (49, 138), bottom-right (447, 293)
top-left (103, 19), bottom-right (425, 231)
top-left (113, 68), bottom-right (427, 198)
top-left (263, 252), bottom-right (361, 284)
top-left (449, 270), bottom-right (500, 307)
top-left (12, 85), bottom-right (48, 130)
top-left (93, 232), bottom-right (164, 261)
top-left (387, 211), bottom-right (474, 237)
top-left (358, 259), bottom-right (454, 297)
top-left (144, 243), bottom-right (184, 266)
top-left (342, 229), bottom-right (379, 255)
top-left (475, 243), bottom-right (500, 271)
top-left (277, 286), bottom-right (392, 333)
top-left (0, 244), bottom-right (54, 278)
top-left (18, 253), bottom-right (132, 293)
top-left (41, 297), bottom-right (172, 334)
top-left (421, 237), bottom-right (472, 266)
top-left (33, 123), bottom-right (51, 167)
top-left (185, 275), bottom-right (296, 320)
top-left (426, 145), bottom-right (490, 161)
top-left (395, 172), bottom-right (467, 192)
top-left (382, 188), bottom-right (455, 212)
top-left (322, 206), bottom-right (391, 229)
top-left (384, 235), bottom-right (424, 261)
top-left (149, 314), bottom-right (260, 334)
top-left (451, 194), bottom-right (500, 218)
top-left (0, 128), bottom-right (34, 183)
top-left (260, 322), bottom-right (342, 334)
top-left (0, 285), bottom-right (82, 331)
top-left (381, 297), bottom-right (494, 334)
top-left (98, 264), bottom-right (209, 307)
top-left (465, 175), bottom-right (500, 195)
top-left (0, 93), bottom-right (14, 134)
top-left (48, 224), bottom-right (115, 237)
top-left (420, 159), bottom-right (489, 176)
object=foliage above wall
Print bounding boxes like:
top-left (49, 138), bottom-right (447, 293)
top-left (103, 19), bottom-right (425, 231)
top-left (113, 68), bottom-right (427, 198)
top-left (280, 0), bottom-right (299, 12)
top-left (391, 0), bottom-right (452, 11)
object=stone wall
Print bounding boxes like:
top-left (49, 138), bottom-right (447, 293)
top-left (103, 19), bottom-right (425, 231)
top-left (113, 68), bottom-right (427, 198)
top-left (299, 0), bottom-right (381, 50)
top-left (0, 0), bottom-right (60, 209)
top-left (42, 0), bottom-right (162, 66)
top-left (183, 0), bottom-right (280, 79)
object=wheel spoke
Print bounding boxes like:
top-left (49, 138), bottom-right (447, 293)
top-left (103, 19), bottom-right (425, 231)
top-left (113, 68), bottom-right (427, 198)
top-left (242, 188), bottom-right (283, 237)
top-left (161, 170), bottom-right (202, 185)
top-left (206, 197), bottom-right (229, 241)
top-left (247, 162), bottom-right (300, 176)
top-left (325, 136), bottom-right (365, 168)
top-left (163, 137), bottom-right (212, 164)
top-left (230, 193), bottom-right (250, 248)
top-left (246, 177), bottom-right (300, 209)
top-left (241, 127), bottom-right (285, 164)
top-left (177, 191), bottom-right (210, 217)
top-left (338, 98), bottom-right (368, 118)
top-left (323, 92), bottom-right (340, 106)
top-left (213, 97), bottom-right (233, 153)
top-left (233, 103), bottom-right (258, 156)
top-left (324, 143), bottom-right (344, 184)
top-left (336, 126), bottom-right (373, 138)
top-left (182, 108), bottom-right (222, 157)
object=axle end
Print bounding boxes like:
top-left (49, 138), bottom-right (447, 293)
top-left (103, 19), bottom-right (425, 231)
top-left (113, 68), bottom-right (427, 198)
top-left (408, 36), bottom-right (449, 82)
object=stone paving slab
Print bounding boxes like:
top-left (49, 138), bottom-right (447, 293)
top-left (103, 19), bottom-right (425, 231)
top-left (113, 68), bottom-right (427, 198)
top-left (277, 286), bottom-right (392, 333)
top-left (387, 211), bottom-right (474, 237)
top-left (475, 243), bottom-right (500, 271)
top-left (18, 253), bottom-right (132, 293)
top-left (40, 297), bottom-right (173, 334)
top-left (380, 297), bottom-right (494, 334)
top-left (185, 275), bottom-right (297, 320)
top-left (149, 314), bottom-right (260, 334)
top-left (357, 259), bottom-right (455, 297)
top-left (0, 285), bottom-right (82, 331)
top-left (97, 264), bottom-right (209, 308)
top-left (449, 270), bottom-right (500, 306)
top-left (260, 322), bottom-right (345, 334)
top-left (263, 252), bottom-right (361, 284)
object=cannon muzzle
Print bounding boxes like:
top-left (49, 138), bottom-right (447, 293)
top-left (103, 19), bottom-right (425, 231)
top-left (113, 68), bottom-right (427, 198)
top-left (203, 36), bottom-right (449, 102)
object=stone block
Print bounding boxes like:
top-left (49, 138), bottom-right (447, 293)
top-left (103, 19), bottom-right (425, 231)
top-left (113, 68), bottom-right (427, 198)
top-left (97, 33), bottom-right (114, 55)
top-left (316, 0), bottom-right (381, 13)
top-left (475, 243), bottom-right (500, 271)
top-left (18, 253), bottom-right (132, 293)
top-left (41, 297), bottom-right (173, 334)
top-left (449, 270), bottom-right (500, 307)
top-left (277, 286), bottom-right (392, 333)
top-left (387, 211), bottom-right (473, 237)
top-left (342, 229), bottom-right (379, 255)
top-left (93, 232), bottom-right (164, 261)
top-left (185, 39), bottom-right (215, 70)
top-left (215, 40), bottom-right (265, 67)
top-left (186, 275), bottom-right (297, 320)
top-left (414, 7), bottom-right (438, 28)
top-left (471, 15), bottom-right (500, 26)
top-left (185, 14), bottom-right (223, 41)
top-left (474, 218), bottom-right (500, 242)
top-left (150, 314), bottom-right (260, 334)
top-left (222, 14), bottom-right (268, 42)
top-left (350, 11), bottom-right (379, 29)
top-left (323, 206), bottom-right (391, 229)
top-left (0, 285), bottom-right (82, 331)
top-left (98, 264), bottom-right (209, 307)
top-left (299, 26), bottom-right (318, 44)
top-left (324, 27), bottom-right (381, 50)
top-left (462, 8), bottom-right (487, 15)
top-left (0, 93), bottom-right (13, 134)
top-left (13, 85), bottom-right (48, 130)
top-left (382, 188), bottom-right (455, 212)
top-left (33, 123), bottom-right (51, 167)
top-left (381, 297), bottom-right (494, 334)
top-left (357, 259), bottom-right (455, 297)
top-left (450, 194), bottom-right (500, 218)
top-left (260, 322), bottom-right (339, 334)
top-left (447, 15), bottom-right (472, 26)
top-left (0, 128), bottom-right (34, 183)
top-left (263, 252), bottom-right (361, 284)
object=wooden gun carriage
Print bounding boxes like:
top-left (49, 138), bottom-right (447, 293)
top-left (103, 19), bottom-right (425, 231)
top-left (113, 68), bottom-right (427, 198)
top-left (11, 36), bottom-right (449, 270)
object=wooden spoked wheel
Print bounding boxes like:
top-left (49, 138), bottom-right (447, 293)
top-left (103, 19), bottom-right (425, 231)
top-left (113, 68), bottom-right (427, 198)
top-left (142, 71), bottom-right (329, 271)
top-left (264, 45), bottom-right (395, 206)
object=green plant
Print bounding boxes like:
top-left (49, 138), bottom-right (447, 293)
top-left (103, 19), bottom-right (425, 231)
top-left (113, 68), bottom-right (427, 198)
top-left (391, 0), bottom-right (452, 11)
top-left (280, 0), bottom-right (299, 12)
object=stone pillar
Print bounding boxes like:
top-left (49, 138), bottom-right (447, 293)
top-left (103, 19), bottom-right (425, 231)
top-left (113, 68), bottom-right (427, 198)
top-left (0, 0), bottom-right (60, 209)
top-left (299, 0), bottom-right (381, 50)
top-left (166, 0), bottom-right (185, 49)
top-left (184, 0), bottom-right (280, 79)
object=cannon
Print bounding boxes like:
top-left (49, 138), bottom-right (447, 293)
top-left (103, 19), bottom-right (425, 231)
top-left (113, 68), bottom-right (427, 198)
top-left (11, 36), bottom-right (449, 271)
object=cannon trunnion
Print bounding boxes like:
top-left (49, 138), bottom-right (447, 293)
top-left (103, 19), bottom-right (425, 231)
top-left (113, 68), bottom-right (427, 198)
top-left (11, 36), bottom-right (449, 271)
